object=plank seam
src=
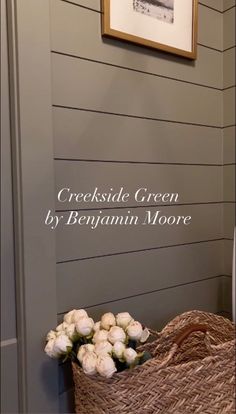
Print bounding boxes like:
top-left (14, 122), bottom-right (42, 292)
top-left (224, 85), bottom-right (236, 90)
top-left (55, 202), bottom-right (235, 214)
top-left (54, 157), bottom-right (223, 166)
top-left (199, 3), bottom-right (235, 13)
top-left (198, 2), bottom-right (223, 13)
top-left (223, 4), bottom-right (236, 13)
top-left (57, 274), bottom-right (225, 315)
top-left (224, 163), bottom-right (236, 166)
top-left (54, 160), bottom-right (236, 167)
top-left (56, 239), bottom-right (225, 264)
top-left (60, 0), bottom-right (100, 13)
top-left (223, 45), bottom-right (236, 52)
top-left (52, 105), bottom-right (222, 129)
top-left (191, 42), bottom-right (222, 53)
top-left (51, 51), bottom-right (223, 91)
top-left (223, 124), bottom-right (236, 128)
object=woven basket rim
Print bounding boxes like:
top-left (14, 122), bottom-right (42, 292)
top-left (72, 336), bottom-right (235, 383)
top-left (72, 311), bottom-right (235, 383)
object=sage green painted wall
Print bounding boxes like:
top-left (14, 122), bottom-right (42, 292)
top-left (49, 0), bottom-right (235, 411)
top-left (1, 1), bottom-right (235, 413)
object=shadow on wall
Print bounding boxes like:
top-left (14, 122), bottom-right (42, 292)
top-left (102, 36), bottom-right (196, 69)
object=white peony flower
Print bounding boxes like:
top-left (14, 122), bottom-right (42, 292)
top-left (56, 330), bottom-right (67, 337)
top-left (82, 352), bottom-right (97, 376)
top-left (140, 327), bottom-right (150, 344)
top-left (77, 344), bottom-right (95, 364)
top-left (94, 341), bottom-right (113, 356)
top-left (76, 317), bottom-right (94, 336)
top-left (65, 323), bottom-right (77, 340)
top-left (56, 322), bottom-right (69, 332)
top-left (63, 309), bottom-right (76, 324)
top-left (44, 339), bottom-right (60, 359)
top-left (93, 329), bottom-right (109, 344)
top-left (126, 321), bottom-right (143, 341)
top-left (113, 341), bottom-right (126, 359)
top-left (72, 309), bottom-right (88, 323)
top-left (108, 326), bottom-right (126, 344)
top-left (116, 312), bottom-right (133, 329)
top-left (123, 348), bottom-right (138, 365)
top-left (93, 321), bottom-right (101, 332)
top-left (46, 330), bottom-right (57, 341)
top-left (100, 312), bottom-right (116, 330)
top-left (96, 355), bottom-right (117, 378)
top-left (53, 334), bottom-right (72, 354)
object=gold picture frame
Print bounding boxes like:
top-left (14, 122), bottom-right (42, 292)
top-left (102, 0), bottom-right (198, 60)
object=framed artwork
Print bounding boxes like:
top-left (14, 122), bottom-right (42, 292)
top-left (102, 0), bottom-right (198, 59)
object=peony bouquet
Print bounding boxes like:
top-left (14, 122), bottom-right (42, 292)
top-left (44, 309), bottom-right (151, 378)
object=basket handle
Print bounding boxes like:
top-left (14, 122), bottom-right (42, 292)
top-left (174, 323), bottom-right (207, 346)
top-left (157, 323), bottom-right (209, 369)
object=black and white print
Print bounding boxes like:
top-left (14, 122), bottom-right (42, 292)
top-left (133, 0), bottom-right (174, 24)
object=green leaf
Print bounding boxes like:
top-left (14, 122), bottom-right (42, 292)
top-left (139, 351), bottom-right (152, 366)
top-left (127, 339), bottom-right (137, 350)
top-left (66, 346), bottom-right (72, 354)
top-left (114, 358), bottom-right (127, 372)
top-left (62, 354), bottom-right (69, 363)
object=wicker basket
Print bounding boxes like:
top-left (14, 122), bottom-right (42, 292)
top-left (72, 311), bottom-right (235, 414)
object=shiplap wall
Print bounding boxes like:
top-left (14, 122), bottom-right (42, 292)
top-left (48, 1), bottom-right (235, 411)
top-left (223, 0), bottom-right (236, 315)
top-left (2, 1), bottom-right (233, 412)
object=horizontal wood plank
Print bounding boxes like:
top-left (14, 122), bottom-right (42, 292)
top-left (221, 275), bottom-right (232, 312)
top-left (223, 87), bottom-right (236, 126)
top-left (55, 161), bottom-right (222, 210)
top-left (198, 4), bottom-right (223, 50)
top-left (223, 203), bottom-right (235, 238)
top-left (61, 0), bottom-right (100, 11)
top-left (223, 0), bottom-right (236, 11)
top-left (224, 8), bottom-right (236, 49)
top-left (56, 204), bottom-right (222, 261)
top-left (53, 107), bottom-right (222, 164)
top-left (223, 165), bottom-right (235, 201)
top-left (58, 276), bottom-right (223, 328)
top-left (223, 239), bottom-right (234, 274)
top-left (223, 127), bottom-right (236, 164)
top-left (52, 54), bottom-right (222, 127)
top-left (223, 48), bottom-right (235, 87)
top-left (56, 240), bottom-right (224, 313)
top-left (200, 0), bottom-right (223, 11)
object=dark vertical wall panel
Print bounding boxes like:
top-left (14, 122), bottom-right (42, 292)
top-left (6, 0), bottom-right (59, 412)
top-left (1, 1), bottom-right (19, 412)
top-left (1, 0), bottom-right (17, 344)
